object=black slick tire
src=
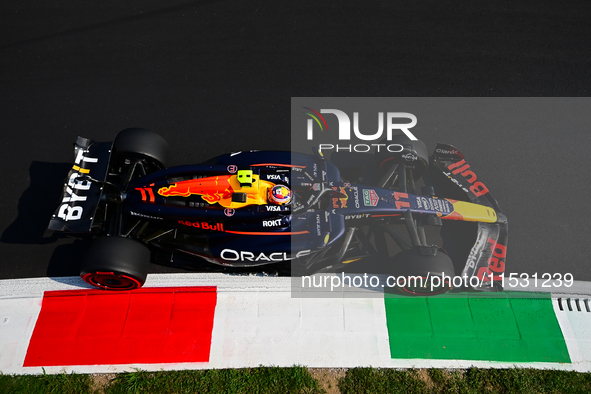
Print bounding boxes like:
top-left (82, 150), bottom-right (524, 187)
top-left (389, 247), bottom-right (455, 296)
top-left (113, 128), bottom-right (169, 168)
top-left (80, 236), bottom-right (150, 290)
top-left (376, 135), bottom-right (429, 181)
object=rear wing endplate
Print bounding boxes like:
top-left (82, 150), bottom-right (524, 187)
top-left (48, 136), bottom-right (112, 232)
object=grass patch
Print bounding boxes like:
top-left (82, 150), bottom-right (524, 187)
top-left (338, 367), bottom-right (591, 394)
top-left (1, 366), bottom-right (322, 394)
top-left (3, 367), bottom-right (591, 394)
top-left (104, 366), bottom-right (323, 394)
top-left (0, 370), bottom-right (92, 394)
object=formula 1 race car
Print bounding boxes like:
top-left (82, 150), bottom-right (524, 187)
top-left (48, 128), bottom-right (508, 294)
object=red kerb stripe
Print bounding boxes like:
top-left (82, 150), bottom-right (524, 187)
top-left (24, 286), bottom-right (217, 366)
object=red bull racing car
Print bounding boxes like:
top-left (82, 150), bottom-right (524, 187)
top-left (48, 128), bottom-right (508, 294)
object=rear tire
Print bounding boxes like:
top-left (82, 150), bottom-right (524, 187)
top-left (113, 128), bottom-right (169, 169)
top-left (80, 236), bottom-right (150, 290)
top-left (389, 247), bottom-right (455, 295)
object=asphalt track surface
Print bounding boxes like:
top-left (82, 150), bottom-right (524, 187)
top-left (1, 1), bottom-right (591, 282)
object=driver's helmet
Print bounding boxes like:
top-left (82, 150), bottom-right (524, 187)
top-left (268, 185), bottom-right (292, 205)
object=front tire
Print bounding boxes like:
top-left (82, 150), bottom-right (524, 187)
top-left (375, 135), bottom-right (429, 181)
top-left (389, 247), bottom-right (455, 295)
top-left (80, 236), bottom-right (150, 290)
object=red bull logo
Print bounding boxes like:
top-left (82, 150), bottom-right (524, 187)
top-left (446, 160), bottom-right (489, 197)
top-left (156, 173), bottom-right (275, 209)
top-left (331, 187), bottom-right (348, 208)
top-left (178, 220), bottom-right (224, 232)
top-left (158, 176), bottom-right (234, 203)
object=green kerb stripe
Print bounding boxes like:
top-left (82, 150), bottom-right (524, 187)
top-left (384, 292), bottom-right (570, 363)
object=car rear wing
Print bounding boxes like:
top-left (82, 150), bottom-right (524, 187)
top-left (48, 136), bottom-right (113, 232)
top-left (432, 143), bottom-right (508, 292)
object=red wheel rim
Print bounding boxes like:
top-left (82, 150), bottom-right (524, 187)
top-left (379, 157), bottom-right (395, 171)
top-left (82, 272), bottom-right (141, 290)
